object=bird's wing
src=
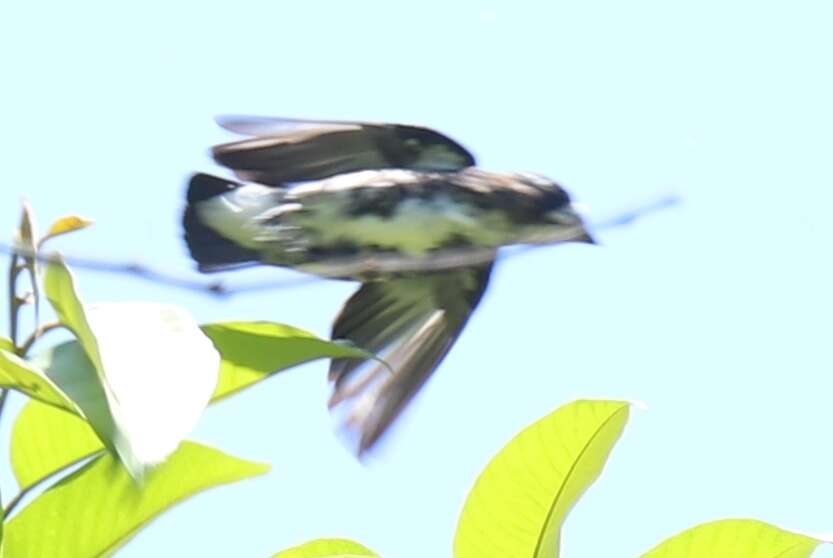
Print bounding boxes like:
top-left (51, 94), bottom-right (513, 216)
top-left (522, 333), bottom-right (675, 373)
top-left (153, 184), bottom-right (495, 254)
top-left (329, 263), bottom-right (493, 454)
top-left (212, 124), bottom-right (377, 185)
top-left (212, 115), bottom-right (476, 185)
top-left (215, 115), bottom-right (365, 137)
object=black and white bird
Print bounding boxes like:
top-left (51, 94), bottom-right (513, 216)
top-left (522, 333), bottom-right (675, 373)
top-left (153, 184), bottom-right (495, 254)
top-left (184, 116), bottom-right (594, 453)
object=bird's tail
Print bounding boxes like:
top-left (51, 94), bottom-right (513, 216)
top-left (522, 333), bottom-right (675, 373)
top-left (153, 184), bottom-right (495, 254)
top-left (182, 173), bottom-right (261, 272)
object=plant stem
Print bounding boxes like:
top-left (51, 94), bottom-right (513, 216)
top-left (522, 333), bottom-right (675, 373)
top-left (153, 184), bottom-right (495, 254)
top-left (2, 245), bottom-right (34, 511)
top-left (0, 390), bottom-right (7, 424)
top-left (1, 253), bottom-right (22, 423)
top-left (1, 252), bottom-right (22, 510)
top-left (19, 321), bottom-right (63, 357)
top-left (8, 252), bottom-right (20, 347)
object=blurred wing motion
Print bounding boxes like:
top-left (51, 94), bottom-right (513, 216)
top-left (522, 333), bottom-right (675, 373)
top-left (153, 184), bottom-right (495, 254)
top-left (329, 263), bottom-right (494, 453)
top-left (212, 115), bottom-right (476, 185)
top-left (216, 115), bottom-right (360, 136)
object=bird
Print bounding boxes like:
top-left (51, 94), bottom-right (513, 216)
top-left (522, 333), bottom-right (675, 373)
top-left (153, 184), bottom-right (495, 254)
top-left (184, 116), bottom-right (594, 454)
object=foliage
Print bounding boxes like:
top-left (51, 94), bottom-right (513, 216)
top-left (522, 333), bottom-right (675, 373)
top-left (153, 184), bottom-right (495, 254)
top-left (0, 204), bottom-right (827, 557)
top-left (272, 538), bottom-right (381, 558)
top-left (454, 400), bottom-right (629, 558)
top-left (271, 401), bottom-right (827, 558)
top-left (0, 205), bottom-right (371, 555)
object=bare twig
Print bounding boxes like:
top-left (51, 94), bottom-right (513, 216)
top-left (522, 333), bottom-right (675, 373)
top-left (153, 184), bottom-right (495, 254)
top-left (589, 193), bottom-right (681, 231)
top-left (0, 245), bottom-right (230, 293)
top-left (20, 321), bottom-right (64, 356)
top-left (7, 252), bottom-right (21, 347)
top-left (0, 391), bottom-right (7, 430)
top-left (0, 194), bottom-right (681, 298)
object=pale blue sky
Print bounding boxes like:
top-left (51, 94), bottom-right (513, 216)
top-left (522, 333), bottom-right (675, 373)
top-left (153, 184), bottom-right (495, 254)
top-left (2, 1), bottom-right (832, 557)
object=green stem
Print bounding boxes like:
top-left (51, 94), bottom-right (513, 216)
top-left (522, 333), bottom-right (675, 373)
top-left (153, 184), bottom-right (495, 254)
top-left (8, 252), bottom-right (20, 347)
top-left (2, 252), bottom-right (24, 509)
top-left (1, 254), bottom-right (22, 420)
top-left (0, 254), bottom-right (19, 516)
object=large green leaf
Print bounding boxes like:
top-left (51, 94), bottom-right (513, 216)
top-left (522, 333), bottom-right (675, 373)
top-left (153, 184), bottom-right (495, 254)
top-left (454, 400), bottom-right (630, 558)
top-left (85, 302), bottom-right (220, 474)
top-left (29, 341), bottom-right (116, 450)
top-left (11, 400), bottom-right (103, 491)
top-left (272, 538), bottom-right (381, 558)
top-left (44, 258), bottom-right (104, 372)
top-left (43, 260), bottom-right (220, 478)
top-left (10, 321), bottom-right (367, 490)
top-left (640, 519), bottom-right (827, 557)
top-left (202, 321), bottom-right (372, 401)
top-left (4, 441), bottom-right (269, 558)
top-left (11, 321), bottom-right (365, 488)
top-left (0, 349), bottom-right (80, 413)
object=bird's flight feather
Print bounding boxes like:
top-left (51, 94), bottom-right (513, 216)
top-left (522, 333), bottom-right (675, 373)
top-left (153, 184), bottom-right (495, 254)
top-left (329, 264), bottom-right (493, 453)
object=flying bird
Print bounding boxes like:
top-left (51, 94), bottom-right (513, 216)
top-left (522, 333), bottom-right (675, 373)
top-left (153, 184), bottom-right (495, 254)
top-left (185, 117), bottom-right (593, 453)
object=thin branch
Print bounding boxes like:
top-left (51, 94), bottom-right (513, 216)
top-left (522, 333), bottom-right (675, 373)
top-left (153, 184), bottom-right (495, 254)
top-left (0, 251), bottom-right (23, 445)
top-left (0, 245), bottom-right (233, 294)
top-left (0, 243), bottom-right (323, 297)
top-left (8, 252), bottom-right (20, 346)
top-left (3, 450), bottom-right (104, 517)
top-left (1, 253), bottom-right (23, 511)
top-left (589, 193), bottom-right (681, 231)
top-left (0, 194), bottom-right (681, 299)
top-left (19, 321), bottom-right (64, 357)
top-left (0, 390), bottom-right (7, 427)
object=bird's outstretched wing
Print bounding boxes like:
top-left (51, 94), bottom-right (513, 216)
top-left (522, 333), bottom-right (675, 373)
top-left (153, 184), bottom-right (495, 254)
top-left (328, 263), bottom-right (493, 454)
top-left (212, 115), bottom-right (476, 185)
top-left (216, 115), bottom-right (362, 136)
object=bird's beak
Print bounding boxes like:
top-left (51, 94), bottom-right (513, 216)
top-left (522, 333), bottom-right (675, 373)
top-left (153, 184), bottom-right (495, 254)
top-left (574, 230), bottom-right (597, 244)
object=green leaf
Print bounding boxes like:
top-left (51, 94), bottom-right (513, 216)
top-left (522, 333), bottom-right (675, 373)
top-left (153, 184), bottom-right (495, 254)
top-left (30, 341), bottom-right (117, 455)
top-left (43, 259), bottom-right (220, 478)
top-left (454, 400), bottom-right (630, 558)
top-left (272, 538), bottom-right (381, 558)
top-left (85, 302), bottom-right (220, 476)
top-left (640, 519), bottom-right (827, 558)
top-left (39, 215), bottom-right (93, 245)
top-left (4, 441), bottom-right (269, 558)
top-left (43, 258), bottom-right (103, 372)
top-left (0, 335), bottom-right (14, 352)
top-left (10, 321), bottom-right (362, 490)
top-left (11, 400), bottom-right (103, 491)
top-left (202, 321), bottom-right (373, 401)
top-left (0, 349), bottom-right (80, 413)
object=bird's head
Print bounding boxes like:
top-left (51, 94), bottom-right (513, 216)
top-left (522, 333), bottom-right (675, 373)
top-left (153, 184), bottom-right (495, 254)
top-left (508, 172), bottom-right (596, 245)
